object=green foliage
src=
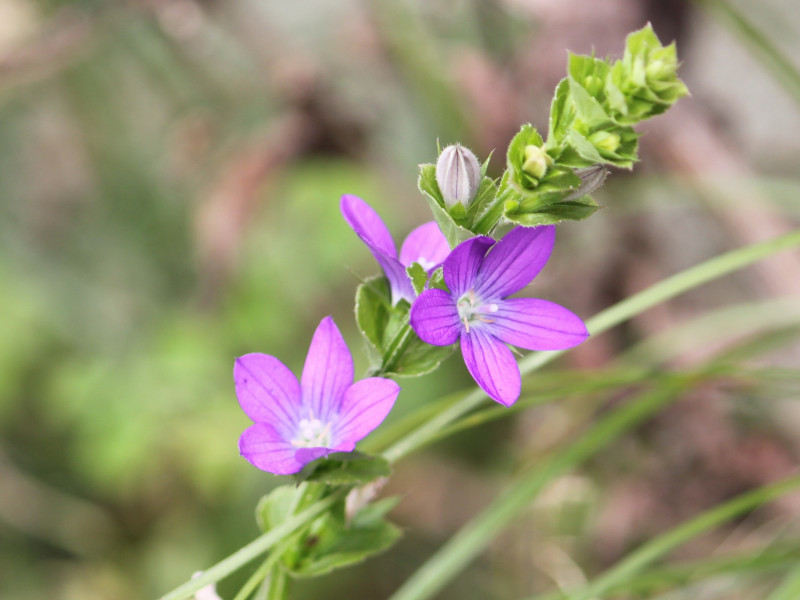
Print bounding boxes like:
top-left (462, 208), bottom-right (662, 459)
top-left (354, 276), bottom-right (455, 377)
top-left (295, 452), bottom-right (392, 487)
top-left (416, 24), bottom-right (687, 234)
top-left (282, 499), bottom-right (402, 579)
top-left (255, 484), bottom-right (401, 585)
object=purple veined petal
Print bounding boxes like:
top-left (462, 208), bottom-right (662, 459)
top-left (487, 298), bottom-right (589, 351)
top-left (239, 423), bottom-right (305, 475)
top-left (460, 328), bottom-right (521, 407)
top-left (379, 255), bottom-right (417, 305)
top-left (340, 195), bottom-right (415, 304)
top-left (410, 288), bottom-right (461, 346)
top-left (340, 194), bottom-right (397, 258)
top-left (399, 222), bottom-right (450, 270)
top-left (234, 353), bottom-right (302, 437)
top-left (333, 378), bottom-right (400, 446)
top-left (475, 225), bottom-right (555, 299)
top-left (301, 317), bottom-right (354, 421)
top-left (442, 236), bottom-right (495, 298)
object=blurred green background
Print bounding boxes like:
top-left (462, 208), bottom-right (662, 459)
top-left (2, 1), bottom-right (800, 599)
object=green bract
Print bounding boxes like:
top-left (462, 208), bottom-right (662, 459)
top-left (607, 23), bottom-right (689, 124)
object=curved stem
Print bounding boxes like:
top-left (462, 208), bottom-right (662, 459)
top-left (377, 323), bottom-right (414, 375)
top-left (158, 492), bottom-right (340, 600)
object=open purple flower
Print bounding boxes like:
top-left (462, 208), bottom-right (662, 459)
top-left (409, 226), bottom-right (588, 407)
top-left (341, 194), bottom-right (450, 305)
top-left (235, 317), bottom-right (400, 475)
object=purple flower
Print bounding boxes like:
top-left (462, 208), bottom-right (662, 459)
top-left (409, 226), bottom-right (588, 407)
top-left (235, 317), bottom-right (400, 475)
top-left (341, 194), bottom-right (450, 305)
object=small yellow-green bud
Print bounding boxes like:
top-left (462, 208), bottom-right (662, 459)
top-left (503, 198), bottom-right (520, 213)
top-left (583, 74), bottom-right (604, 97)
top-left (588, 130), bottom-right (621, 154)
top-left (435, 144), bottom-right (481, 208)
top-left (645, 58), bottom-right (670, 81)
top-left (522, 144), bottom-right (552, 179)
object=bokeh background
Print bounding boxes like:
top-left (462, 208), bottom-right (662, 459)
top-left (2, 0), bottom-right (800, 598)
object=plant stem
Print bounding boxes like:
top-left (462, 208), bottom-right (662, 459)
top-left (158, 492), bottom-right (340, 600)
top-left (378, 323), bottom-right (414, 375)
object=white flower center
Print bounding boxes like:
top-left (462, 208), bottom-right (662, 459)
top-left (456, 291), bottom-right (498, 333)
top-left (291, 418), bottom-right (333, 448)
top-left (416, 256), bottom-right (436, 271)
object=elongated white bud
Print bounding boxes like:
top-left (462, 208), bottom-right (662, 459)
top-left (435, 144), bottom-right (481, 208)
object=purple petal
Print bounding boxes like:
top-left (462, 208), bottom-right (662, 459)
top-left (461, 328), bottom-right (520, 407)
top-left (239, 423), bottom-right (305, 475)
top-left (333, 378), bottom-right (400, 445)
top-left (488, 298), bottom-right (589, 350)
top-left (301, 317), bottom-right (354, 421)
top-left (295, 446), bottom-right (335, 465)
top-left (475, 225), bottom-right (555, 299)
top-left (234, 353), bottom-right (301, 436)
top-left (410, 288), bottom-right (461, 346)
top-left (340, 194), bottom-right (414, 303)
top-left (340, 194), bottom-right (397, 258)
top-left (443, 236), bottom-right (494, 298)
top-left (399, 222), bottom-right (450, 270)
top-left (381, 257), bottom-right (417, 305)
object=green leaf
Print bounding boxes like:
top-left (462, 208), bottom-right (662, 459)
top-left (287, 507), bottom-right (402, 578)
top-left (354, 277), bottom-right (392, 365)
top-left (567, 74), bottom-right (611, 126)
top-left (505, 195), bottom-right (600, 226)
top-left (385, 336), bottom-right (456, 378)
top-left (256, 484), bottom-right (325, 534)
top-left (295, 452), bottom-right (392, 486)
top-left (547, 78), bottom-right (573, 148)
top-left (406, 262), bottom-right (428, 296)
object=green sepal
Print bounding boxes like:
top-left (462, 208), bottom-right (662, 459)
top-left (282, 497), bottom-right (402, 579)
top-left (406, 262), bottom-right (427, 296)
top-left (418, 163), bottom-right (474, 248)
top-left (295, 451), bottom-right (391, 486)
top-left (466, 175), bottom-right (501, 234)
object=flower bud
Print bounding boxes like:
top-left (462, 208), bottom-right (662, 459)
top-left (522, 144), bottom-right (553, 180)
top-left (588, 130), bottom-right (621, 154)
top-left (436, 144), bottom-right (481, 208)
